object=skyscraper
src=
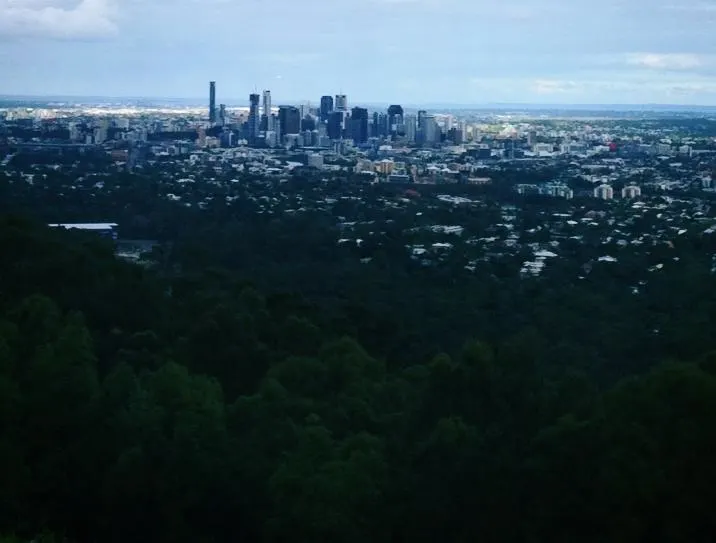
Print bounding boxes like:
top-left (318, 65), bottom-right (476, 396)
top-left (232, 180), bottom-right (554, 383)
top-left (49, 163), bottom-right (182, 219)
top-left (327, 111), bottom-right (344, 140)
top-left (320, 95), bottom-right (334, 121)
top-left (594, 184), bottom-right (614, 200)
top-left (404, 114), bottom-right (417, 142)
top-left (262, 90), bottom-right (272, 131)
top-left (417, 110), bottom-right (427, 129)
top-left (278, 105), bottom-right (301, 135)
top-left (423, 115), bottom-right (440, 144)
top-left (376, 113), bottom-right (389, 138)
top-left (209, 81), bottom-right (216, 124)
top-left (417, 110), bottom-right (428, 144)
top-left (387, 105), bottom-right (404, 136)
top-left (262, 90), bottom-right (272, 118)
top-left (219, 104), bottom-right (227, 126)
top-left (248, 93), bottom-right (261, 141)
top-left (335, 94), bottom-right (348, 112)
top-left (301, 116), bottom-right (316, 132)
top-left (350, 107), bottom-right (369, 144)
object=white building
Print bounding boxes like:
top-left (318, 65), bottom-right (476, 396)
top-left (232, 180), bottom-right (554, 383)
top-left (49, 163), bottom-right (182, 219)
top-left (307, 153), bottom-right (324, 169)
top-left (594, 184), bottom-right (614, 200)
top-left (621, 185), bottom-right (641, 199)
top-left (542, 182), bottom-right (574, 199)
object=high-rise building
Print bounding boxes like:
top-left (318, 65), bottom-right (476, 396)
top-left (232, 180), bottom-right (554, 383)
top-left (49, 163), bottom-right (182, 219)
top-left (335, 94), bottom-right (348, 112)
top-left (262, 90), bottom-right (272, 118)
top-left (94, 118), bottom-right (109, 143)
top-left (327, 111), bottom-right (344, 140)
top-left (423, 115), bottom-right (440, 144)
top-left (594, 184), bottom-right (614, 200)
top-left (262, 90), bottom-right (272, 131)
top-left (320, 95), bottom-right (334, 121)
top-left (350, 107), bottom-right (369, 144)
top-left (219, 104), bottom-right (227, 126)
top-left (377, 113), bottom-right (389, 138)
top-left (621, 185), bottom-right (641, 199)
top-left (301, 116), bottom-right (316, 132)
top-left (248, 93), bottom-right (261, 141)
top-left (271, 113), bottom-right (281, 142)
top-left (209, 81), bottom-right (216, 124)
top-left (417, 110), bottom-right (427, 129)
top-left (404, 114), bottom-right (417, 142)
top-left (278, 105), bottom-right (301, 135)
top-left (387, 105), bottom-right (404, 136)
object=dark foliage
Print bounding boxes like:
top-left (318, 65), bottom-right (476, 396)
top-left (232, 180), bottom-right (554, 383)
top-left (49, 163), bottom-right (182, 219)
top-left (0, 210), bottom-right (716, 542)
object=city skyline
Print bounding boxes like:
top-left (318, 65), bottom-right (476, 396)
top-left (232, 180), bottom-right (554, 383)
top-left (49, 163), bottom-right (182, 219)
top-left (2, 0), bottom-right (716, 105)
top-left (5, 93), bottom-right (716, 112)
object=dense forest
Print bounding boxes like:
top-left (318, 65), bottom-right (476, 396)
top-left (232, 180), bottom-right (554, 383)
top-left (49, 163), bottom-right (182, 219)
top-left (1, 203), bottom-right (716, 542)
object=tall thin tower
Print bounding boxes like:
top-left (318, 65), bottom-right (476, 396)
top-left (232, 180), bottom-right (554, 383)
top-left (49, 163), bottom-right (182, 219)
top-left (262, 90), bottom-right (272, 118)
top-left (209, 81), bottom-right (217, 124)
top-left (248, 93), bottom-right (261, 141)
top-left (262, 90), bottom-right (272, 131)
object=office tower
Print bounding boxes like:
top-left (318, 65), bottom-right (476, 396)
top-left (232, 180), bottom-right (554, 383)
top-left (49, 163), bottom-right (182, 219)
top-left (423, 115), bottom-right (440, 144)
top-left (219, 104), bottom-right (227, 126)
top-left (378, 113), bottom-right (390, 137)
top-left (262, 90), bottom-right (272, 131)
top-left (503, 138), bottom-right (515, 159)
top-left (335, 94), bottom-right (348, 112)
top-left (320, 95), bottom-right (334, 121)
top-left (371, 112), bottom-right (380, 138)
top-left (327, 111), bottom-right (344, 139)
top-left (278, 105), bottom-right (301, 135)
top-left (301, 116), bottom-right (316, 132)
top-left (417, 110), bottom-right (427, 129)
top-left (387, 104), bottom-right (404, 135)
top-left (209, 81), bottom-right (216, 123)
top-left (404, 114), bottom-right (417, 142)
top-left (444, 115), bottom-right (455, 132)
top-left (271, 113), bottom-right (281, 142)
top-left (350, 107), bottom-right (369, 144)
top-left (68, 122), bottom-right (81, 142)
top-left (94, 119), bottom-right (109, 143)
top-left (248, 93), bottom-right (261, 141)
top-left (262, 90), bottom-right (272, 118)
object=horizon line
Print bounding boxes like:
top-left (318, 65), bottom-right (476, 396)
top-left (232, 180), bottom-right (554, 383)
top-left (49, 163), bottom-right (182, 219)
top-left (2, 94), bottom-right (716, 110)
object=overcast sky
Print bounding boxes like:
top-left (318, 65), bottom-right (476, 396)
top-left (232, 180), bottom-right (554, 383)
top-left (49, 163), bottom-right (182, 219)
top-left (2, 0), bottom-right (716, 105)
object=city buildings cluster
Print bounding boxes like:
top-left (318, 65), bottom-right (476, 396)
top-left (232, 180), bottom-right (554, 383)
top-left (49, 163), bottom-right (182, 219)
top-left (2, 88), bottom-right (716, 204)
top-left (205, 80), bottom-right (451, 150)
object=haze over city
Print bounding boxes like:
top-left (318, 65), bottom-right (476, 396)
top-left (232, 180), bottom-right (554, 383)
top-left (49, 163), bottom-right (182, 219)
top-left (2, 0), bottom-right (716, 105)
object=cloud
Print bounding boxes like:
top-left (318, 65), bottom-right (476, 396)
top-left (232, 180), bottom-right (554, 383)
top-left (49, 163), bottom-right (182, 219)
top-left (625, 53), bottom-right (703, 70)
top-left (532, 79), bottom-right (578, 94)
top-left (0, 0), bottom-right (118, 40)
